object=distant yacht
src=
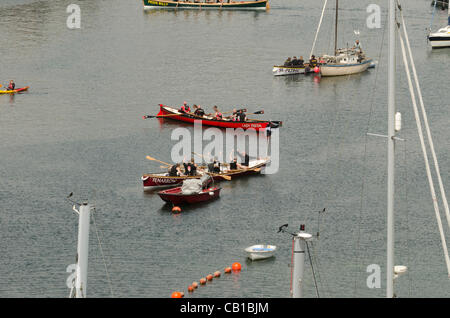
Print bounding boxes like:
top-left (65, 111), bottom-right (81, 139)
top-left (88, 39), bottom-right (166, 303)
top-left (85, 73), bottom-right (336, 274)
top-left (319, 0), bottom-right (373, 77)
top-left (428, 2), bottom-right (450, 48)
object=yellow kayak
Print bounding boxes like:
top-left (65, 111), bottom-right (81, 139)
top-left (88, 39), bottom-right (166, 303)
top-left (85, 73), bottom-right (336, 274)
top-left (0, 86), bottom-right (29, 94)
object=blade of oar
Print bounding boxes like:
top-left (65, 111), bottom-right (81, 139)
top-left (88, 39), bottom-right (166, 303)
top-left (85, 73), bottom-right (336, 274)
top-left (143, 113), bottom-right (184, 119)
top-left (219, 175), bottom-right (231, 181)
top-left (252, 110), bottom-right (264, 114)
top-left (145, 155), bottom-right (172, 166)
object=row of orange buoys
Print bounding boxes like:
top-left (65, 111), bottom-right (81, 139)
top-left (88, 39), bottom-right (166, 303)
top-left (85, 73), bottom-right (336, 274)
top-left (171, 262), bottom-right (242, 298)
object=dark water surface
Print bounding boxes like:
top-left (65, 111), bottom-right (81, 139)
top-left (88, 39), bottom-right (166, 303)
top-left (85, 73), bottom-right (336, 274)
top-left (1, 0), bottom-right (449, 297)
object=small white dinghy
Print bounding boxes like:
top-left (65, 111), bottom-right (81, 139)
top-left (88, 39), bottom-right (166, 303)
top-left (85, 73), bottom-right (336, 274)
top-left (245, 244), bottom-right (277, 261)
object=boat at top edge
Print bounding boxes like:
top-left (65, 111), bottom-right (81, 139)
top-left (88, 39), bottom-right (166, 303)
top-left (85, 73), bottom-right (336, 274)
top-left (156, 104), bottom-right (281, 129)
top-left (143, 0), bottom-right (269, 10)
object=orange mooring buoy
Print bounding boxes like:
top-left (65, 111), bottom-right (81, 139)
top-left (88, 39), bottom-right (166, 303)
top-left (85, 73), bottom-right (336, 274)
top-left (192, 281), bottom-right (199, 289)
top-left (199, 278), bottom-right (207, 285)
top-left (232, 262), bottom-right (242, 271)
top-left (206, 274), bottom-right (213, 281)
top-left (224, 267), bottom-right (232, 273)
top-left (171, 291), bottom-right (183, 298)
top-left (213, 271), bottom-right (221, 278)
top-left (172, 206), bottom-right (181, 213)
top-left (187, 285), bottom-right (194, 293)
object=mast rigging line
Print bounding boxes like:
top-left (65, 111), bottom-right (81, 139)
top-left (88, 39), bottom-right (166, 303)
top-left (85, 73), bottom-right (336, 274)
top-left (397, 1), bottom-right (450, 232)
top-left (353, 7), bottom-right (389, 297)
top-left (310, 0), bottom-right (328, 59)
top-left (396, 3), bottom-right (450, 276)
top-left (91, 207), bottom-right (115, 297)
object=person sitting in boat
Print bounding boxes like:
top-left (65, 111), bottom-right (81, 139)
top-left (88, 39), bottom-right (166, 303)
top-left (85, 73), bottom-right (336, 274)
top-left (187, 158), bottom-right (198, 176)
top-left (180, 101), bottom-right (191, 113)
top-left (284, 57), bottom-right (292, 67)
top-left (7, 80), bottom-right (15, 91)
top-left (238, 150), bottom-right (250, 167)
top-left (193, 104), bottom-right (205, 117)
top-left (309, 55), bottom-right (318, 67)
top-left (357, 53), bottom-right (364, 63)
top-left (229, 108), bottom-right (238, 121)
top-left (291, 56), bottom-right (298, 66)
top-left (236, 109), bottom-right (247, 122)
top-left (298, 56), bottom-right (305, 67)
top-left (213, 105), bottom-right (222, 120)
top-left (353, 40), bottom-right (362, 52)
top-left (169, 163), bottom-right (182, 177)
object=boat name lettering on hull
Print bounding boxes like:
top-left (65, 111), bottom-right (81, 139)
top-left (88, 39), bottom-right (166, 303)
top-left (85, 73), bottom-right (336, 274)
top-left (147, 1), bottom-right (168, 6)
top-left (151, 178), bottom-right (179, 184)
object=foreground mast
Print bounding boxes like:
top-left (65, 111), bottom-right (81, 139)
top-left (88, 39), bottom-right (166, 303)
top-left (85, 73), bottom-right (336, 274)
top-left (386, 0), bottom-right (396, 298)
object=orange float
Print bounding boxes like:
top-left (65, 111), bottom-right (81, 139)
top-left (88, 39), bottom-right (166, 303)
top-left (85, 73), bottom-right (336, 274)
top-left (232, 262), bottom-right (242, 271)
top-left (171, 291), bottom-right (183, 298)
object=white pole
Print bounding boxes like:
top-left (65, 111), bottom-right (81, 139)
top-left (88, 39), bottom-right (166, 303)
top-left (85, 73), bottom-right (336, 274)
top-left (292, 226), bottom-right (312, 298)
top-left (386, 0), bottom-right (396, 299)
top-left (75, 203), bottom-right (91, 298)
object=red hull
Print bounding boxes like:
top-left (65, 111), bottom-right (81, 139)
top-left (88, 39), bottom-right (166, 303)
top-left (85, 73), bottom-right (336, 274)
top-left (157, 104), bottom-right (281, 129)
top-left (157, 187), bottom-right (221, 205)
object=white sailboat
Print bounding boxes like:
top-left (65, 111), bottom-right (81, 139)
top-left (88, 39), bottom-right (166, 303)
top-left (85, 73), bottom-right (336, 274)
top-left (272, 0), bottom-right (329, 76)
top-left (428, 1), bottom-right (450, 48)
top-left (319, 0), bottom-right (373, 77)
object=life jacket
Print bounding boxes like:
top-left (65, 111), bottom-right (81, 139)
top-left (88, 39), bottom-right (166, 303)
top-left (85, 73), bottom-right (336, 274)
top-left (8, 83), bottom-right (15, 90)
top-left (215, 112), bottom-right (222, 119)
top-left (181, 105), bottom-right (190, 113)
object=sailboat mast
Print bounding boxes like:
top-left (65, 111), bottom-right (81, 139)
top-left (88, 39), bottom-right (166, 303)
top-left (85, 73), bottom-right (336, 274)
top-left (386, 0), bottom-right (396, 299)
top-left (334, 0), bottom-right (338, 54)
top-left (448, 0), bottom-right (450, 26)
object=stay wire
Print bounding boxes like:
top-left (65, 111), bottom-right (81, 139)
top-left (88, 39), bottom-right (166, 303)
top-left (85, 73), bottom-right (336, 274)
top-left (353, 6), bottom-right (389, 298)
top-left (91, 207), bottom-right (115, 297)
top-left (306, 241), bottom-right (320, 298)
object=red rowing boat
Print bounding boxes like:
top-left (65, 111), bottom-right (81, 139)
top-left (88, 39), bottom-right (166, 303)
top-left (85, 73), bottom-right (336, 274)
top-left (142, 158), bottom-right (269, 189)
top-left (149, 104), bottom-right (281, 129)
top-left (157, 174), bottom-right (220, 205)
top-left (157, 186), bottom-right (221, 205)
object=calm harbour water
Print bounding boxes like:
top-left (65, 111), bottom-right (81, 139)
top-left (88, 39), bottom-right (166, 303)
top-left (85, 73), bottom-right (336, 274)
top-left (0, 0), bottom-right (449, 298)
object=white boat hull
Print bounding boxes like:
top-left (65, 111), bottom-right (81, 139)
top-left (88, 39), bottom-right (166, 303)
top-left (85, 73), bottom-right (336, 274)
top-left (429, 25), bottom-right (450, 48)
top-left (429, 37), bottom-right (450, 48)
top-left (272, 66), bottom-right (307, 76)
top-left (320, 59), bottom-right (372, 77)
top-left (245, 244), bottom-right (276, 260)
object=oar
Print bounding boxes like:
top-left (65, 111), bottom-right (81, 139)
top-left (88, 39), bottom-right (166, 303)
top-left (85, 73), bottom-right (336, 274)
top-left (143, 113), bottom-right (184, 119)
top-left (145, 155), bottom-right (172, 166)
top-left (212, 173), bottom-right (231, 181)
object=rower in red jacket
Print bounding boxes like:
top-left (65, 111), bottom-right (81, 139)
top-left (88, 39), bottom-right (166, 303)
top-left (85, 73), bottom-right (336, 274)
top-left (180, 101), bottom-right (191, 113)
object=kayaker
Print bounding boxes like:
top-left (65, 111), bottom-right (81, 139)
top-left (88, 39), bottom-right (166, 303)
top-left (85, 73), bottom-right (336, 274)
top-left (7, 80), bottom-right (15, 91)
